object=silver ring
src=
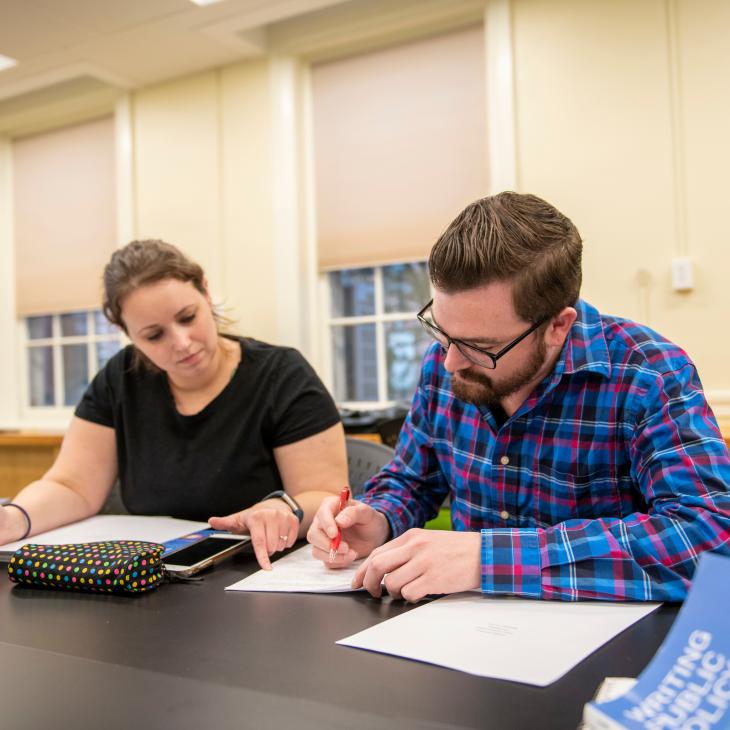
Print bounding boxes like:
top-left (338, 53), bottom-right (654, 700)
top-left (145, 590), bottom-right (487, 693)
top-left (279, 535), bottom-right (288, 541)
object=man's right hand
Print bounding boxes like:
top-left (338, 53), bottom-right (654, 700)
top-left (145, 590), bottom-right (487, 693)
top-left (307, 496), bottom-right (390, 569)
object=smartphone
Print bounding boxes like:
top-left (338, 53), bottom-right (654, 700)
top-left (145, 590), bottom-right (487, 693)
top-left (163, 533), bottom-right (251, 577)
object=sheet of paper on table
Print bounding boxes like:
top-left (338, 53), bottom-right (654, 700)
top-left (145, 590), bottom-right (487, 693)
top-left (0, 514), bottom-right (210, 557)
top-left (226, 544), bottom-right (364, 593)
top-left (337, 593), bottom-right (660, 686)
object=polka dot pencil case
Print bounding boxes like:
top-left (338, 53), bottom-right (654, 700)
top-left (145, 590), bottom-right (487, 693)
top-left (7, 540), bottom-right (166, 595)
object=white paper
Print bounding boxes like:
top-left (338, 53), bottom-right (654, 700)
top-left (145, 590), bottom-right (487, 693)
top-left (578, 677), bottom-right (639, 730)
top-left (592, 677), bottom-right (637, 702)
top-left (226, 544), bottom-right (364, 593)
top-left (337, 593), bottom-right (660, 686)
top-left (0, 514), bottom-right (210, 554)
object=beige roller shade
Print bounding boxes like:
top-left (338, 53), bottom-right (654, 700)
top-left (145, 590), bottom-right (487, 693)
top-left (312, 25), bottom-right (488, 271)
top-left (13, 115), bottom-right (117, 315)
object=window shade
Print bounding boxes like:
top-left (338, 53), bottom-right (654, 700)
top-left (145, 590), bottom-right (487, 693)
top-left (312, 25), bottom-right (488, 271)
top-left (13, 115), bottom-right (117, 315)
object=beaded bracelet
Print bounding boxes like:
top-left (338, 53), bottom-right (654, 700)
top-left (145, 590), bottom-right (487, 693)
top-left (5, 503), bottom-right (31, 541)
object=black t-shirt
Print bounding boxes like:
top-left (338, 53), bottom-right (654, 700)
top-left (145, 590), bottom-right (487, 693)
top-left (75, 337), bottom-right (341, 520)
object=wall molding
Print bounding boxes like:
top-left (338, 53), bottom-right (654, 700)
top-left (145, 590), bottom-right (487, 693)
top-left (484, 0), bottom-right (517, 193)
top-left (0, 137), bottom-right (19, 425)
top-left (0, 69), bottom-right (128, 139)
top-left (270, 56), bottom-right (305, 350)
top-left (298, 63), bottom-right (322, 367)
top-left (114, 94), bottom-right (135, 246)
top-left (269, 0), bottom-right (485, 63)
top-left (664, 0), bottom-right (689, 258)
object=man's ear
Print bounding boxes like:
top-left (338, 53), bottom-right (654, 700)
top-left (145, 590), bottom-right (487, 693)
top-left (545, 306), bottom-right (577, 346)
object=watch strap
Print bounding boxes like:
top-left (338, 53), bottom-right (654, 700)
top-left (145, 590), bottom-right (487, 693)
top-left (260, 490), bottom-right (304, 523)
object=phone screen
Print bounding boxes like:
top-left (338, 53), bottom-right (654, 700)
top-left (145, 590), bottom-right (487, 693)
top-left (163, 536), bottom-right (249, 567)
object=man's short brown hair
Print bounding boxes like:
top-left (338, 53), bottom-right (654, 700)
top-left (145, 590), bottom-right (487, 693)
top-left (428, 192), bottom-right (583, 323)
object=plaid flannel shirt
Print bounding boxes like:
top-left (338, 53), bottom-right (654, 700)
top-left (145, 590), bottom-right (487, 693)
top-left (361, 299), bottom-right (730, 601)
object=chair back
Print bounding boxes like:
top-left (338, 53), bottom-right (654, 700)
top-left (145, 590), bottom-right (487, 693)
top-left (376, 415), bottom-right (406, 448)
top-left (99, 480), bottom-right (129, 515)
top-left (346, 437), bottom-right (395, 496)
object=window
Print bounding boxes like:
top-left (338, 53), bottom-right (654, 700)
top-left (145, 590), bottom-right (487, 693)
top-left (24, 310), bottom-right (124, 408)
top-left (327, 262), bottom-right (432, 406)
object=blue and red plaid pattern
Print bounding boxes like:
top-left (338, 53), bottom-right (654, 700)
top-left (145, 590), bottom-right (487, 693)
top-left (362, 300), bottom-right (730, 601)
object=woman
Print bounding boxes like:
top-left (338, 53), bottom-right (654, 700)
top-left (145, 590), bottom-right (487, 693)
top-left (0, 240), bottom-right (347, 569)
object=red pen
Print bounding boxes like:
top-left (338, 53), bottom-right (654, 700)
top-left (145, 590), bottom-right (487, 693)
top-left (329, 486), bottom-right (351, 563)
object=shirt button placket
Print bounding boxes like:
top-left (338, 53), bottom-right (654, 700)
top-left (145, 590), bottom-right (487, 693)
top-left (498, 454), bottom-right (511, 522)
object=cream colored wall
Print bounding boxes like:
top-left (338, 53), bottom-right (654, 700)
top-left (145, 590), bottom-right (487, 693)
top-left (133, 71), bottom-right (223, 292)
top-left (126, 0), bottom-right (730, 411)
top-left (673, 0), bottom-right (730, 405)
top-left (217, 62), bottom-right (276, 342)
top-left (511, 0), bottom-right (730, 413)
top-left (6, 0), bottom-right (726, 429)
top-left (130, 59), bottom-right (309, 353)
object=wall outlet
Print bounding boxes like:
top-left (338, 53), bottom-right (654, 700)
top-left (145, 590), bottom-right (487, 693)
top-left (671, 257), bottom-right (693, 291)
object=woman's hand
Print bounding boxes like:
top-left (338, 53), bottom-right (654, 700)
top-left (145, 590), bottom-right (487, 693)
top-left (208, 500), bottom-right (300, 569)
top-left (0, 505), bottom-right (28, 546)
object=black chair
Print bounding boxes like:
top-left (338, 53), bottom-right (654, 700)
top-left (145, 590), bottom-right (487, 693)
top-left (346, 437), bottom-right (394, 496)
top-left (345, 438), bottom-right (450, 528)
top-left (376, 415), bottom-right (406, 448)
top-left (99, 480), bottom-right (129, 515)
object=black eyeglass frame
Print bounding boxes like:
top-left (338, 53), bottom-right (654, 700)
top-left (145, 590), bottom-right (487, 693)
top-left (416, 299), bottom-right (547, 369)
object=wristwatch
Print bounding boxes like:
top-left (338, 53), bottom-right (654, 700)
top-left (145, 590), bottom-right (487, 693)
top-left (260, 490), bottom-right (304, 523)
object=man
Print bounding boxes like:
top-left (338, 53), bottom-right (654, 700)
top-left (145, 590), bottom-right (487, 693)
top-left (308, 192), bottom-right (730, 602)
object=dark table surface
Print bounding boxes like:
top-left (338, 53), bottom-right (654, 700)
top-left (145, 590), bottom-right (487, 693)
top-left (0, 544), bottom-right (677, 730)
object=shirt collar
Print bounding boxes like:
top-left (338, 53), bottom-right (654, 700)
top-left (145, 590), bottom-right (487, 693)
top-left (557, 299), bottom-right (611, 379)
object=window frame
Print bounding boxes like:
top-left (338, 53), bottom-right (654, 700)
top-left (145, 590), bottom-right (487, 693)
top-left (20, 309), bottom-right (125, 422)
top-left (324, 259), bottom-right (432, 410)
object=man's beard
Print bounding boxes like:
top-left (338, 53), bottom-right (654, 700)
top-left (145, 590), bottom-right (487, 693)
top-left (450, 337), bottom-right (547, 408)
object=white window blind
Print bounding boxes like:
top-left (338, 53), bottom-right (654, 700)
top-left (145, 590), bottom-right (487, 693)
top-left (13, 115), bottom-right (117, 316)
top-left (312, 25), bottom-right (489, 270)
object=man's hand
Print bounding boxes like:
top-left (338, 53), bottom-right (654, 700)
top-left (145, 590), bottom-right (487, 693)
top-left (352, 529), bottom-right (481, 602)
top-left (307, 496), bottom-right (390, 568)
top-left (209, 500), bottom-right (300, 570)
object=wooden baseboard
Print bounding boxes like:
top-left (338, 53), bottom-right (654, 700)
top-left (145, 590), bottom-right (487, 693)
top-left (0, 431), bottom-right (62, 497)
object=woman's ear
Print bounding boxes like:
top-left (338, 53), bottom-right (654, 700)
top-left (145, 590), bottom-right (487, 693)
top-left (545, 307), bottom-right (577, 346)
top-left (202, 277), bottom-right (212, 304)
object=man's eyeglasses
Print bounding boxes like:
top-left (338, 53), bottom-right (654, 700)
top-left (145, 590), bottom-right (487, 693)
top-left (417, 299), bottom-right (546, 370)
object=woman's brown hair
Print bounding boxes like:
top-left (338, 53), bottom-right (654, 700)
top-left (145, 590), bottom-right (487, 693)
top-left (102, 239), bottom-right (222, 370)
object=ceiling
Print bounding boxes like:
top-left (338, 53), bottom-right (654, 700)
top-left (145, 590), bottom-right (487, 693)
top-left (0, 0), bottom-right (351, 97)
top-left (0, 0), bottom-right (484, 136)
